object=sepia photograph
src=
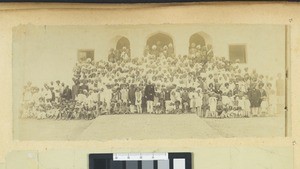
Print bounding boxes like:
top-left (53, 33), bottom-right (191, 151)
top-left (13, 24), bottom-right (287, 140)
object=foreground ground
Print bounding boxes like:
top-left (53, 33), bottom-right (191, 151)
top-left (15, 113), bottom-right (285, 140)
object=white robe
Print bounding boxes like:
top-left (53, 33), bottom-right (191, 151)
top-left (195, 93), bottom-right (203, 108)
top-left (238, 98), bottom-right (245, 110)
top-left (209, 97), bottom-right (217, 112)
top-left (244, 99), bottom-right (251, 112)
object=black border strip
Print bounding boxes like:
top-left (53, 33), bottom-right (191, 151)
top-left (138, 161), bottom-right (142, 169)
top-left (153, 160), bottom-right (158, 169)
top-left (169, 152), bottom-right (192, 169)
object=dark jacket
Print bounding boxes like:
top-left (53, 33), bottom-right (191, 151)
top-left (62, 88), bottom-right (72, 100)
top-left (72, 84), bottom-right (80, 100)
top-left (248, 88), bottom-right (262, 108)
top-left (128, 87), bottom-right (136, 105)
top-left (144, 84), bottom-right (155, 101)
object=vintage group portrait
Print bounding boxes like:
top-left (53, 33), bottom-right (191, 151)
top-left (0, 3), bottom-right (297, 169)
top-left (12, 24), bottom-right (288, 140)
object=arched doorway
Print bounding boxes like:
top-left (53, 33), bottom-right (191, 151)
top-left (116, 37), bottom-right (130, 51)
top-left (147, 33), bottom-right (173, 48)
top-left (189, 33), bottom-right (206, 48)
top-left (188, 32), bottom-right (213, 63)
top-left (145, 32), bottom-right (174, 57)
top-left (108, 36), bottom-right (131, 62)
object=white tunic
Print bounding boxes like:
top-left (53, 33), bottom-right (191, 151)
top-left (209, 97), bottom-right (217, 112)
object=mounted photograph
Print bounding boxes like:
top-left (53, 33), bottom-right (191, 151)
top-left (12, 24), bottom-right (288, 140)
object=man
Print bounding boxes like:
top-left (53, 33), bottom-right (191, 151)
top-left (128, 84), bottom-right (136, 113)
top-left (102, 85), bottom-right (113, 113)
top-left (189, 43), bottom-right (197, 55)
top-left (257, 82), bottom-right (267, 116)
top-left (150, 45), bottom-right (159, 58)
top-left (120, 85), bottom-right (129, 104)
top-left (44, 84), bottom-right (52, 102)
top-left (60, 83), bottom-right (65, 97)
top-left (80, 81), bottom-right (89, 93)
top-left (62, 85), bottom-right (72, 101)
top-left (54, 80), bottom-right (62, 99)
top-left (72, 80), bottom-right (80, 100)
top-left (232, 83), bottom-right (240, 96)
top-left (181, 88), bottom-right (190, 113)
top-left (206, 44), bottom-right (214, 61)
top-left (144, 80), bottom-right (155, 113)
top-left (247, 83), bottom-right (261, 117)
top-left (108, 48), bottom-right (116, 63)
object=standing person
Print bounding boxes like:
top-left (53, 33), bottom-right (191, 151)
top-left (232, 83), bottom-right (240, 97)
top-left (159, 85), bottom-right (166, 113)
top-left (54, 80), bottom-right (62, 101)
top-left (202, 90), bottom-right (210, 118)
top-left (43, 84), bottom-right (52, 103)
top-left (120, 85), bottom-right (129, 104)
top-left (135, 87), bottom-right (142, 114)
top-left (247, 83), bottom-right (261, 117)
top-left (108, 48), bottom-right (116, 63)
top-left (144, 80), bottom-right (155, 113)
top-left (103, 85), bottom-right (113, 114)
top-left (237, 94), bottom-right (245, 117)
top-left (62, 85), bottom-right (72, 101)
top-left (60, 83), bottom-right (66, 97)
top-left (128, 84), bottom-right (136, 113)
top-left (195, 88), bottom-right (203, 117)
top-left (208, 94), bottom-right (218, 118)
top-left (80, 81), bottom-right (89, 93)
top-left (72, 80), bottom-right (80, 100)
top-left (244, 95), bottom-right (251, 117)
top-left (258, 82), bottom-right (267, 116)
top-left (164, 86), bottom-right (173, 114)
top-left (181, 88), bottom-right (191, 113)
top-left (189, 88), bottom-right (197, 114)
top-left (216, 95), bottom-right (224, 118)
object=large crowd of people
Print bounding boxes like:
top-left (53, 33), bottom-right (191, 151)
top-left (20, 42), bottom-right (285, 120)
